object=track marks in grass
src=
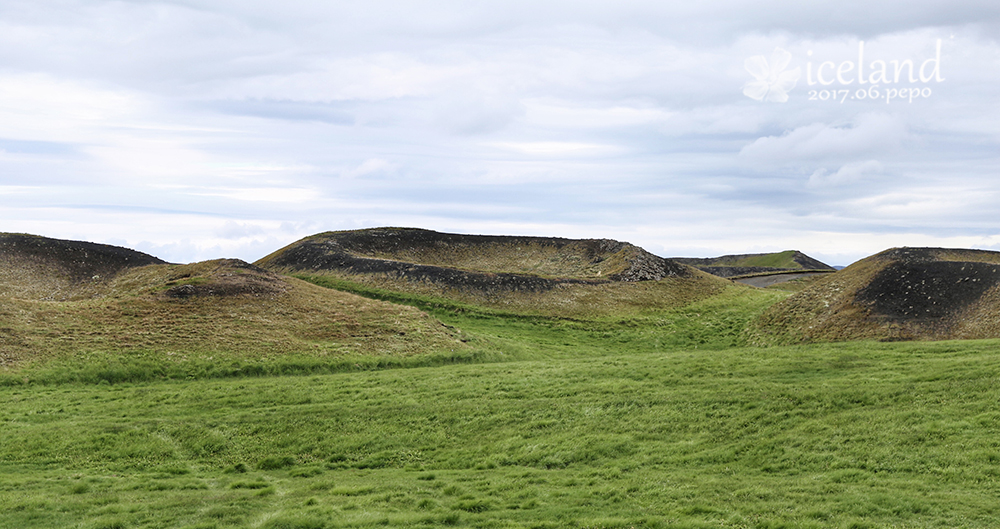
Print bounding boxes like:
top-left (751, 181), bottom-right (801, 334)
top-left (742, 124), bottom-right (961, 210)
top-left (6, 342), bottom-right (1000, 526)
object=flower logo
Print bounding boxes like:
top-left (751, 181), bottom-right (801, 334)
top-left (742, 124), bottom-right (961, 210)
top-left (743, 48), bottom-right (801, 103)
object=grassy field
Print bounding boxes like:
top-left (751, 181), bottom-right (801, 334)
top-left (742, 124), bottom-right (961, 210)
top-left (4, 339), bottom-right (1000, 528)
top-left (4, 277), bottom-right (1000, 527)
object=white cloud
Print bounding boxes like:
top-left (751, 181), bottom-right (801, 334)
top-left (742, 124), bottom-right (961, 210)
top-left (0, 1), bottom-right (998, 265)
top-left (739, 113), bottom-right (908, 165)
top-left (808, 160), bottom-right (885, 187)
top-left (190, 187), bottom-right (320, 203)
top-left (0, 73), bottom-right (139, 141)
top-left (522, 100), bottom-right (672, 129)
top-left (217, 221), bottom-right (266, 240)
top-left (485, 141), bottom-right (623, 157)
top-left (341, 158), bottom-right (396, 180)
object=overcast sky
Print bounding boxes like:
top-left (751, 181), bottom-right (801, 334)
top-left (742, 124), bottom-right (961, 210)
top-left (1, 1), bottom-right (998, 266)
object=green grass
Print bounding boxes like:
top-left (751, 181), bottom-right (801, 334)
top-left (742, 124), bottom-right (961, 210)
top-left (727, 250), bottom-right (801, 269)
top-left (6, 271), bottom-right (1000, 527)
top-left (287, 266), bottom-right (731, 320)
top-left (4, 340), bottom-right (1000, 527)
top-left (293, 273), bottom-right (787, 357)
top-left (2, 274), bottom-right (781, 385)
top-left (679, 250), bottom-right (808, 271)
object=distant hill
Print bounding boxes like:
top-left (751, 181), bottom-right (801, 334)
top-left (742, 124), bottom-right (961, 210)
top-left (673, 250), bottom-right (836, 278)
top-left (747, 247), bottom-right (1000, 344)
top-left (256, 228), bottom-right (731, 317)
top-left (0, 233), bottom-right (166, 301)
top-left (0, 235), bottom-right (467, 370)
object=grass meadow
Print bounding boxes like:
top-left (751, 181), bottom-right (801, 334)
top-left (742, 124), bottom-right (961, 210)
top-left (3, 279), bottom-right (1000, 528)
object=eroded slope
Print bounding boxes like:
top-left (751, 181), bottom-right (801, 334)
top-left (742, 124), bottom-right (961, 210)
top-left (0, 233), bottom-right (166, 300)
top-left (258, 227), bottom-right (687, 281)
top-left (748, 247), bottom-right (1000, 343)
top-left (256, 228), bottom-right (729, 317)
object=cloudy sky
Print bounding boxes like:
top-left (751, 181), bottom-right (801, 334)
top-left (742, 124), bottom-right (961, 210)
top-left (1, 1), bottom-right (998, 266)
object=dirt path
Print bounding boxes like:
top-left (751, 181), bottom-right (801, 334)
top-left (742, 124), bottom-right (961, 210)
top-left (734, 271), bottom-right (832, 288)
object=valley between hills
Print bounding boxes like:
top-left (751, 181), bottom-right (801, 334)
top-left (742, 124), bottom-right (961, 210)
top-left (3, 228), bottom-right (1000, 528)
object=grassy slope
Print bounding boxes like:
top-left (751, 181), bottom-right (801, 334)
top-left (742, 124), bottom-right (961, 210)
top-left (4, 339), bottom-right (1000, 528)
top-left (676, 250), bottom-right (803, 269)
top-left (293, 274), bottom-right (788, 360)
top-left (676, 251), bottom-right (837, 275)
top-left (328, 236), bottom-right (631, 279)
top-left (749, 248), bottom-right (1000, 345)
top-left (746, 259), bottom-right (886, 346)
top-left (0, 233), bottom-right (165, 301)
top-left (291, 269), bottom-right (736, 320)
top-left (726, 250), bottom-right (801, 268)
top-left (0, 260), bottom-right (476, 383)
top-left (257, 228), bottom-right (662, 280)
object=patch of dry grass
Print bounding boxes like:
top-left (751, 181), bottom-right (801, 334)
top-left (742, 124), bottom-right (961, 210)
top-left (0, 260), bottom-right (468, 372)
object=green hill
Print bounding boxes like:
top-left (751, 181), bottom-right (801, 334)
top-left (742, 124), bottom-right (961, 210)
top-left (0, 235), bottom-right (471, 378)
top-left (256, 227), bottom-right (734, 318)
top-left (673, 250), bottom-right (835, 278)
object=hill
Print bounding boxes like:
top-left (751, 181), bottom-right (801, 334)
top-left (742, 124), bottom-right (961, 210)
top-left (0, 233), bottom-right (166, 301)
top-left (256, 227), bottom-right (734, 317)
top-left (673, 250), bottom-right (836, 278)
top-left (257, 227), bottom-right (687, 281)
top-left (0, 235), bottom-right (471, 377)
top-left (748, 247), bottom-right (1000, 343)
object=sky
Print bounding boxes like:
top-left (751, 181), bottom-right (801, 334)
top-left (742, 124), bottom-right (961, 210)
top-left (1, 1), bottom-right (999, 267)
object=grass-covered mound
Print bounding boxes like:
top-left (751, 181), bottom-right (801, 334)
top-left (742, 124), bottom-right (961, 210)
top-left (0, 233), bottom-right (166, 301)
top-left (674, 250), bottom-right (836, 278)
top-left (259, 227), bottom-right (687, 281)
top-left (258, 228), bottom-right (731, 318)
top-left (0, 258), bottom-right (473, 383)
top-left (748, 247), bottom-right (1000, 344)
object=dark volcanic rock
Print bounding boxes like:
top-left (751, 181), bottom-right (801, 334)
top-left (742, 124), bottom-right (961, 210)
top-left (0, 233), bottom-right (166, 281)
top-left (608, 244), bottom-right (688, 281)
top-left (855, 249), bottom-right (1000, 321)
top-left (263, 237), bottom-right (600, 294)
top-left (162, 259), bottom-right (288, 299)
top-left (751, 246), bottom-right (1000, 344)
top-left (790, 251), bottom-right (836, 271)
top-left (166, 284), bottom-right (198, 298)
